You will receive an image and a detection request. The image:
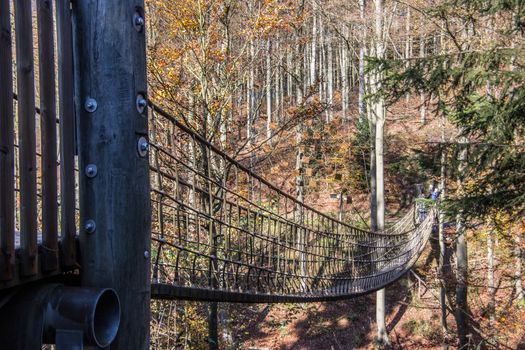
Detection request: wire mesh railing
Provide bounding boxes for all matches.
[148,102,436,303]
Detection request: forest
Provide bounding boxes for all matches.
[1,0,524,349]
[145,0,525,349]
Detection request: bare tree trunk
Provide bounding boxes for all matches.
[287,49,292,100]
[375,106,389,347]
[487,228,495,325]
[334,42,340,91]
[369,120,377,234]
[219,308,232,348]
[246,78,251,142]
[188,93,196,208]
[208,302,218,350]
[371,0,389,347]
[350,40,356,88]
[509,3,525,307]
[455,137,469,349]
[341,39,349,121]
[295,11,306,291]
[515,229,525,302]
[310,13,317,88]
[318,18,327,121]
[438,27,449,347]
[266,38,272,141]
[419,23,426,124]
[338,192,345,222]
[358,0,367,122]
[439,115,449,349]
[404,6,411,104]
[302,43,307,94]
[327,39,334,121]
[247,40,255,147]
[275,41,282,125]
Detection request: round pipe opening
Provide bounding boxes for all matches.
[92,289,120,347]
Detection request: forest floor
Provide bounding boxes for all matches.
[234,265,447,349]
[229,240,525,350]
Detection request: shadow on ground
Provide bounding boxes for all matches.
[236,279,421,350]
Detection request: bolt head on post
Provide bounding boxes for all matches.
[84,220,96,234]
[84,98,98,113]
[133,13,145,32]
[136,94,147,114]
[85,164,98,178]
[137,137,149,157]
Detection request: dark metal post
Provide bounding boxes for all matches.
[73,1,151,349]
[37,0,59,273]
[15,0,38,278]
[0,0,15,281]
[56,0,78,270]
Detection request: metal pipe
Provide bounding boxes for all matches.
[0,284,120,349]
[43,286,121,348]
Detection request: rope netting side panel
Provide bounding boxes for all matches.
[148,103,436,303]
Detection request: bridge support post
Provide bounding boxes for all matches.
[73,1,151,349]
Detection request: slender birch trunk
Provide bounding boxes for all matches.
[405,6,411,104]
[248,40,255,147]
[419,23,426,124]
[334,42,340,91]
[358,0,367,122]
[327,39,334,121]
[287,49,293,100]
[372,0,389,346]
[341,39,349,121]
[275,41,281,125]
[310,14,317,88]
[266,38,272,141]
[318,18,326,119]
[439,115,449,349]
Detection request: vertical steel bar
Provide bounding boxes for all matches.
[0,0,15,280]
[14,0,38,277]
[37,0,59,273]
[56,0,77,269]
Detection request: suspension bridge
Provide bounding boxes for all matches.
[148,103,435,303]
[0,0,435,348]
